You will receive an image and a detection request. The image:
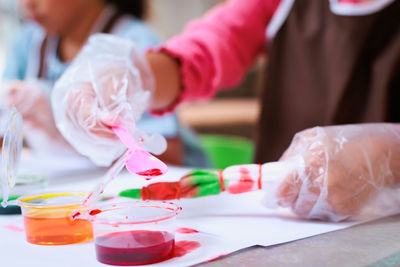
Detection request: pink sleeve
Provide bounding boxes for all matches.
[155,0,280,113]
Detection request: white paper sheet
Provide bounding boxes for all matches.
[0,162,361,267]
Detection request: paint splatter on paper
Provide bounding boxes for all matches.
[176,227,199,234]
[4,225,24,232]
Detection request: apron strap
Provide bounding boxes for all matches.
[37,36,48,79]
[101,11,123,34]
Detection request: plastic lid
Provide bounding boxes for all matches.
[1,108,23,207]
[92,201,180,225]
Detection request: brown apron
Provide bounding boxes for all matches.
[255,0,400,163]
[38,11,123,79]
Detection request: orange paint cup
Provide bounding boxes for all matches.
[17,192,93,245]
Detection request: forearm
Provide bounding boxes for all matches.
[147,0,278,113]
[157,136,184,166]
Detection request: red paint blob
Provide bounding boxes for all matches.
[227,167,255,194]
[136,168,163,177]
[89,209,102,216]
[141,182,180,200]
[141,181,198,200]
[176,227,199,234]
[95,230,174,266]
[173,240,201,257]
[71,212,81,219]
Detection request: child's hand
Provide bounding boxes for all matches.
[51,34,155,166]
[6,80,61,140]
[271,124,400,221]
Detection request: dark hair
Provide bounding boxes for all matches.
[105,0,146,19]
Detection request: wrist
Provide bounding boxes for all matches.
[146,52,181,111]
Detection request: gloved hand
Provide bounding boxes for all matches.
[263,123,400,222]
[52,34,165,166]
[3,80,70,153]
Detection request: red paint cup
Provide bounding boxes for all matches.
[89,201,181,266]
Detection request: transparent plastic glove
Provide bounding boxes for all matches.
[2,80,71,154]
[52,34,165,166]
[262,123,400,222]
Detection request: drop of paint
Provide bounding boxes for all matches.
[136,168,163,177]
[89,209,102,216]
[71,212,81,219]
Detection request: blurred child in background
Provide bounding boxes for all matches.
[2,0,208,167]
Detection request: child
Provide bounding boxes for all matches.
[3,0,208,167]
[58,0,400,221]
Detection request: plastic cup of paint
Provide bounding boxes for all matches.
[89,201,181,266]
[17,192,93,245]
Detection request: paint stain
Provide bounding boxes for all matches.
[176,227,199,234]
[136,168,163,177]
[173,240,201,257]
[227,167,255,194]
[140,181,198,200]
[89,209,102,216]
[4,224,24,232]
[141,182,180,200]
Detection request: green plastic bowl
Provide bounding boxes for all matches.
[199,135,254,169]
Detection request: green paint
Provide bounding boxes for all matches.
[0,195,20,202]
[119,188,141,199]
[188,169,221,197]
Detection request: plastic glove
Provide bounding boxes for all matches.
[2,80,71,154]
[263,123,400,222]
[52,34,165,166]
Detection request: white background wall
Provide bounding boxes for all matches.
[148,0,222,40]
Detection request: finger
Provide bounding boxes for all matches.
[290,151,325,218]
